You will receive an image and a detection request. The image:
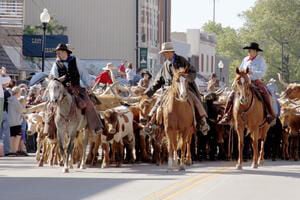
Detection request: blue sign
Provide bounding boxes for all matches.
[22,35,68,57]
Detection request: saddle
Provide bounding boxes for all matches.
[250,83,271,121]
[251,85,264,102]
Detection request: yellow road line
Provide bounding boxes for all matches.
[144,165,231,200]
[162,167,229,200]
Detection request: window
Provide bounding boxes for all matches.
[0,0,23,27]
[206,55,209,72]
[211,56,214,73]
[201,54,204,72]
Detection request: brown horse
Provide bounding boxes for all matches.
[163,67,195,171]
[233,68,271,169]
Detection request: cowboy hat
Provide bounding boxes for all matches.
[102,62,113,71]
[159,42,175,54]
[141,70,152,79]
[243,42,263,52]
[54,43,72,54]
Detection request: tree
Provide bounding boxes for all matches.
[202,21,244,82]
[240,0,300,83]
[24,17,67,35]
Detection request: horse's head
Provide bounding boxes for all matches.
[233,68,252,105]
[172,67,189,101]
[47,76,66,103]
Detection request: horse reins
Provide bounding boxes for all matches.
[239,87,254,123]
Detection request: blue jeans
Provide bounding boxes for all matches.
[128,80,134,86]
[0,111,11,154]
[21,119,27,142]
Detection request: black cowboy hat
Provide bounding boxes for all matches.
[243,42,263,52]
[141,70,152,79]
[54,43,72,54]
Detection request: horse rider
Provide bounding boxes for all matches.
[92,62,115,91]
[267,78,280,119]
[219,42,275,125]
[138,70,152,89]
[144,42,209,133]
[45,43,103,135]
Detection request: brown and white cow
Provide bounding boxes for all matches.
[138,95,168,165]
[26,113,47,162]
[26,111,63,167]
[101,106,135,167]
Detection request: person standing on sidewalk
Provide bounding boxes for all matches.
[0,67,11,157]
[126,63,135,86]
[7,86,26,156]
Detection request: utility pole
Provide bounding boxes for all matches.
[136,0,139,70]
[213,0,216,23]
[281,40,289,83]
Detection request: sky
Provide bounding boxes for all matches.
[171,0,257,31]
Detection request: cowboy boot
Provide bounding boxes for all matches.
[218,91,235,125]
[261,90,276,124]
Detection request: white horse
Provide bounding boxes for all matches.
[47,78,89,173]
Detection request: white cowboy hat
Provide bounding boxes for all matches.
[269,78,276,83]
[103,62,113,71]
[159,42,175,54]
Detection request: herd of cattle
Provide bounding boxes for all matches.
[25,79,300,172]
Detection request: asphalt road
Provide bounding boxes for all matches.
[0,156,299,200]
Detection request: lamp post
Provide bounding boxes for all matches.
[40,8,50,72]
[218,60,224,84]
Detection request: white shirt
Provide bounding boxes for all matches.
[239,55,267,80]
[126,68,135,81]
[0,76,11,98]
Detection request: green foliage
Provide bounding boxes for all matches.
[202,0,300,83]
[24,17,67,35]
[202,21,244,82]
[240,0,300,83]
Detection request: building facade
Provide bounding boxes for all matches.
[24,0,171,76]
[0,0,33,80]
[172,30,217,79]
[139,0,159,75]
[186,29,217,78]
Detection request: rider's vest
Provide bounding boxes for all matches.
[56,56,80,87]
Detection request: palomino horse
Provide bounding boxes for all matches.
[233,68,271,169]
[163,67,195,171]
[46,78,89,173]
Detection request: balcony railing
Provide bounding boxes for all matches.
[0,1,23,27]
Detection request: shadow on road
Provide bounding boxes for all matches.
[0,176,175,200]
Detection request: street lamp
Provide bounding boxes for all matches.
[218,60,224,83]
[40,8,50,72]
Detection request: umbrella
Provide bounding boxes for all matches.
[29,72,48,86]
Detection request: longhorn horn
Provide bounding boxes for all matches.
[289,99,300,106]
[277,73,288,88]
[215,88,225,96]
[101,81,121,97]
[121,96,142,104]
